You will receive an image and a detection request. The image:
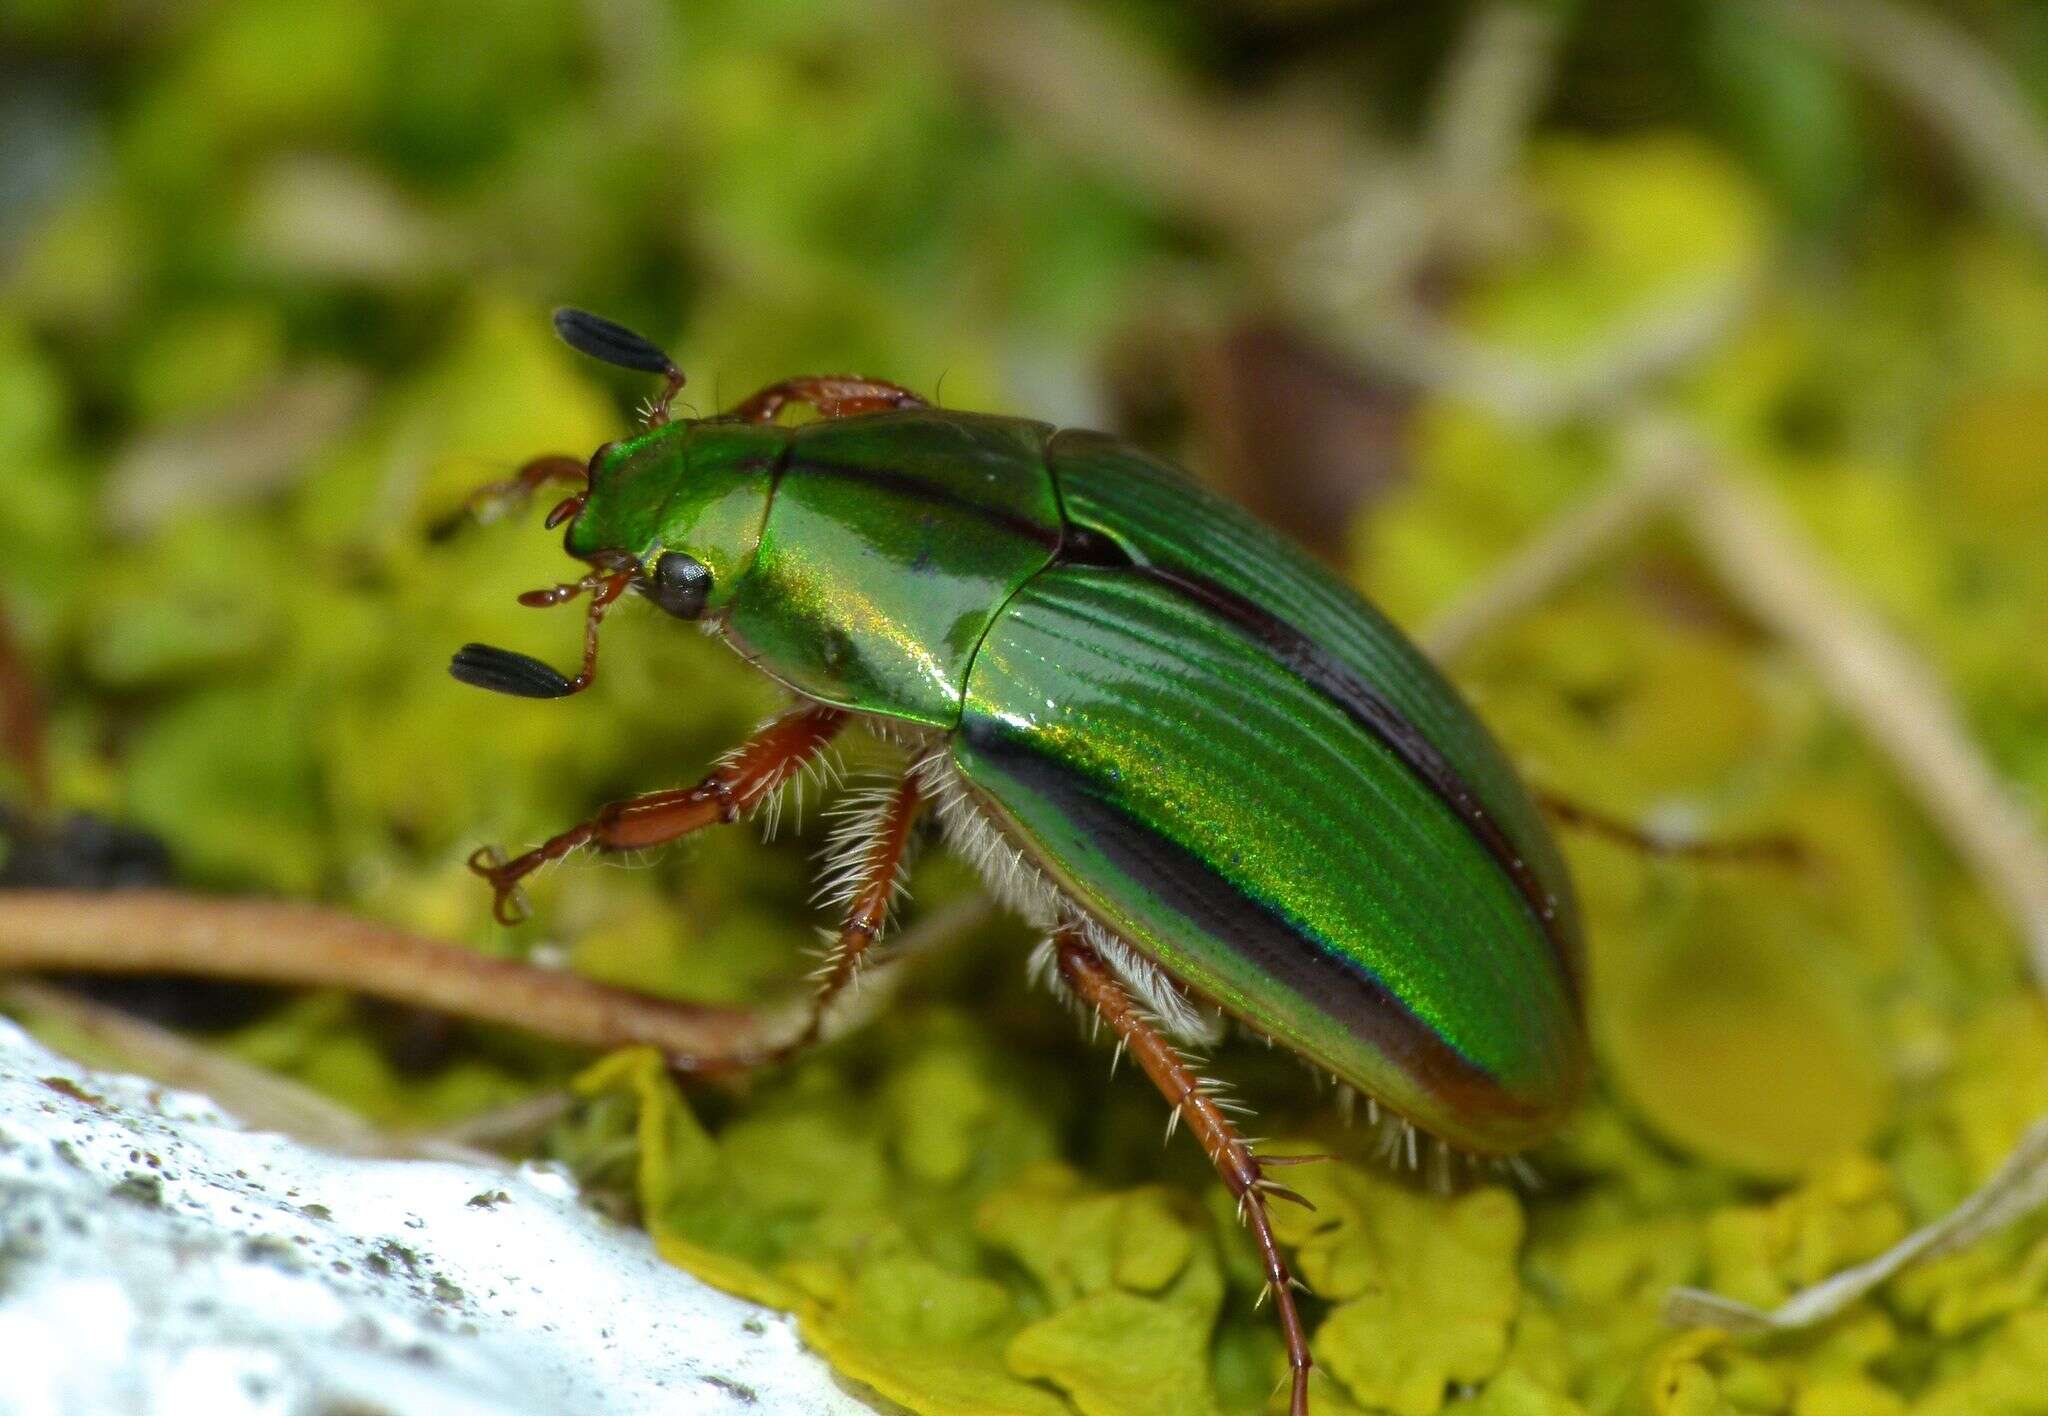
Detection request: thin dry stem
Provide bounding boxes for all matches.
[1679,466,2048,983]
[422,1089,577,1153]
[1309,273,1755,427]
[1427,411,2048,982]
[1426,0,1562,256]
[1423,415,1702,659]
[1786,0,2048,249]
[1406,390,2048,991]
[0,890,796,1060]
[934,0,1363,244]
[1667,1113,2048,1332]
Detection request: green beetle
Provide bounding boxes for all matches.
[451,309,1587,1415]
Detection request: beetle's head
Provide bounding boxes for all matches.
[559,423,778,620]
[448,310,776,702]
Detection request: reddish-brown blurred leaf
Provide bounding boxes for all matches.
[0,599,48,814]
[1189,322,1416,566]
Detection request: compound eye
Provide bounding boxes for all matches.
[645,551,712,620]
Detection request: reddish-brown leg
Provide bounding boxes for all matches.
[644,367,688,427]
[792,771,926,1052]
[471,705,847,924]
[728,376,928,424]
[0,600,49,815]
[1052,928,1313,1416]
[1537,790,1806,868]
[448,453,588,532]
[561,571,630,694]
[666,768,928,1076]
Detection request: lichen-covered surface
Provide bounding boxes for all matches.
[0,1016,871,1415]
[7,4,2048,1414]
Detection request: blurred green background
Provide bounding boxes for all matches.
[6,2,2048,1413]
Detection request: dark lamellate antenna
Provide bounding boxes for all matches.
[445,311,686,696]
[449,644,577,699]
[433,308,686,539]
[552,308,686,425]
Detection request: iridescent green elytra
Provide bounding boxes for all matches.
[444,309,1591,1415]
[554,398,1586,1156]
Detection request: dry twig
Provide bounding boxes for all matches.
[1423,414,1703,659]
[1427,0,1563,255]
[1679,466,2048,983]
[1785,0,2048,249]
[1426,411,2048,983]
[934,0,1362,244]
[0,890,798,1062]
[1667,1114,2048,1332]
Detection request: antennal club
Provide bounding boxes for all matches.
[449,644,577,699]
[553,307,686,426]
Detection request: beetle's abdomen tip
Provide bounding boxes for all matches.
[1412,1026,1590,1159]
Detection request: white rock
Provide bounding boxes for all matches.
[0,1017,874,1416]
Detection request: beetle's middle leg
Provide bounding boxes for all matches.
[469,704,848,924]
[666,768,929,1076]
[787,769,926,1054]
[1051,926,1315,1416]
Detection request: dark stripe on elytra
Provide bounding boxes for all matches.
[1115,562,1570,974]
[961,718,1508,1090]
[787,441,1563,972]
[784,457,1062,550]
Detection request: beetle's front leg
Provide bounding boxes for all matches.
[470,704,847,924]
[1051,926,1315,1416]
[728,376,928,424]
[432,453,590,540]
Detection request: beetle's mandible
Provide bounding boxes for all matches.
[449,308,1590,1416]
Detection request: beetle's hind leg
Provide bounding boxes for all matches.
[468,704,847,924]
[1050,926,1315,1416]
[1536,789,1806,868]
